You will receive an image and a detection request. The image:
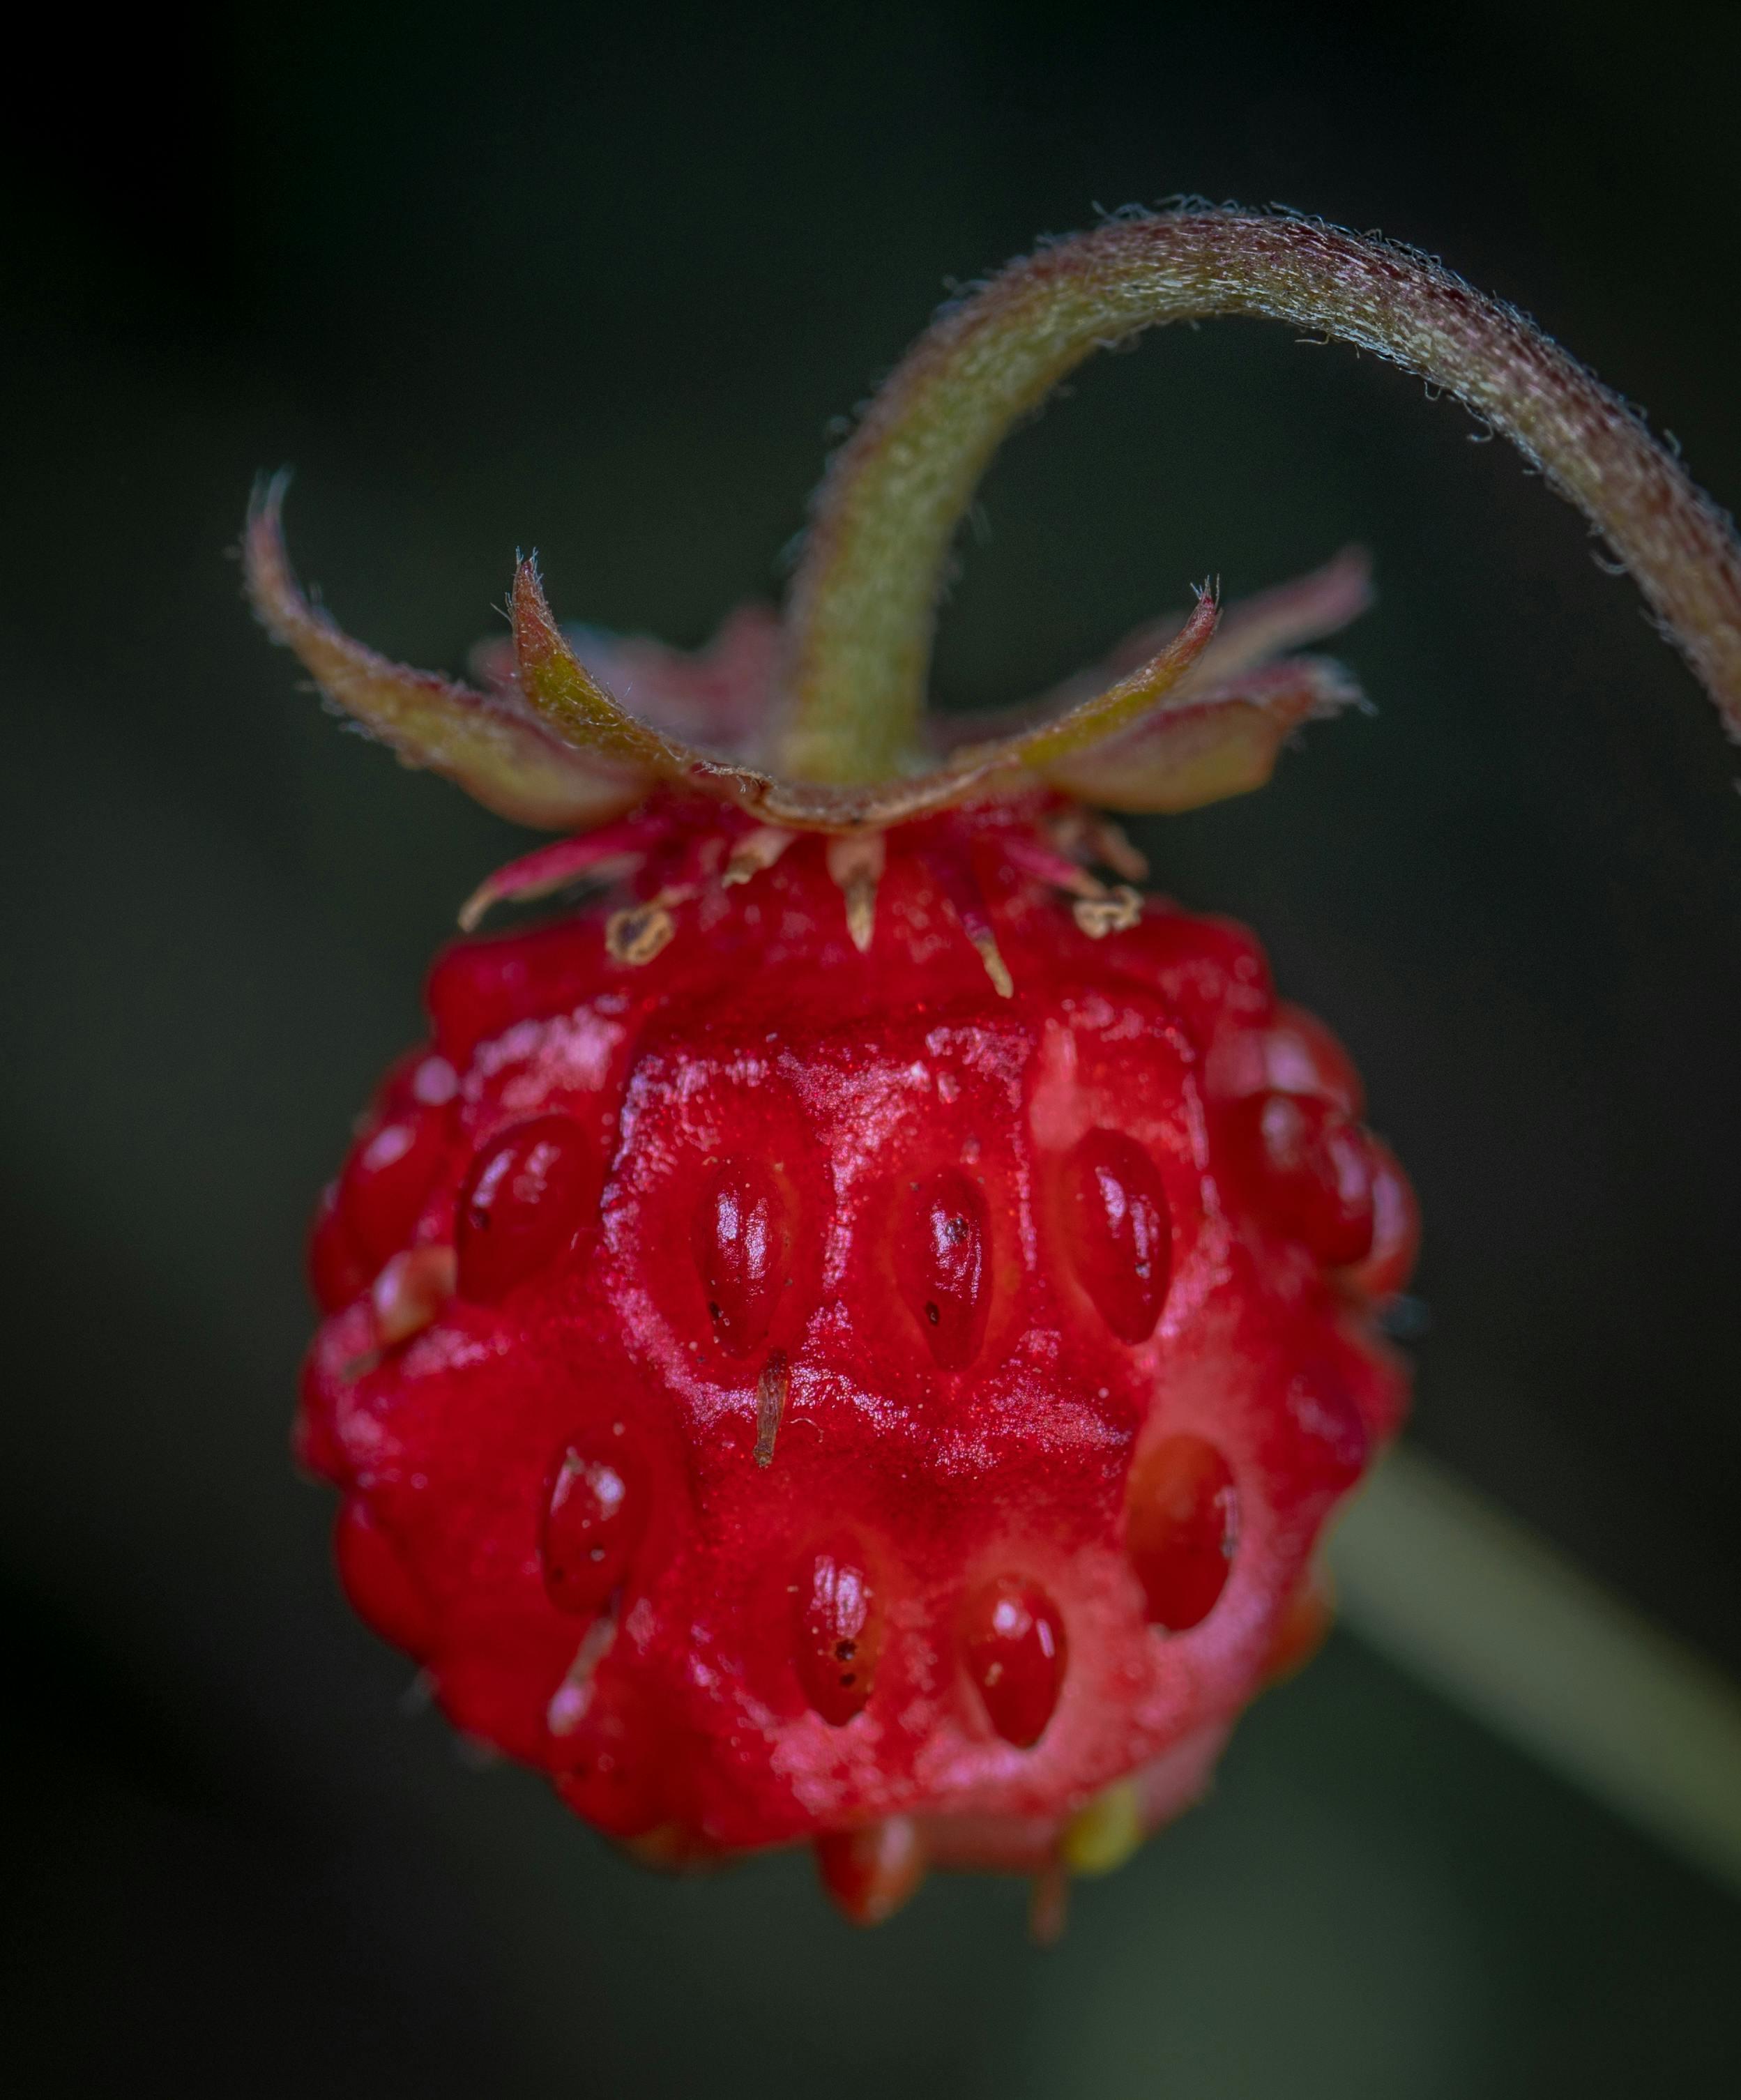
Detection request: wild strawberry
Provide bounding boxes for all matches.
[252,207,1741,1924]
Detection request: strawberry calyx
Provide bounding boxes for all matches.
[251,209,1741,858]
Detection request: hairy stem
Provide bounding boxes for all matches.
[779,208,1741,783]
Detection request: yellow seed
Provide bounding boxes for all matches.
[1060,1778,1144,1876]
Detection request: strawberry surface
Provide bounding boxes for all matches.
[300,800,1415,1915]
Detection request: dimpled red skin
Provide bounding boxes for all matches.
[300,796,1415,1882]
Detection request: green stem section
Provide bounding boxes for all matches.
[1334,1445,1741,1898]
[780,208,1741,784]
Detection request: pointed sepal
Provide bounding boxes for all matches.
[1035,551,1369,811]
[915,554,1367,816]
[244,479,646,830]
[971,586,1221,772]
[510,558,699,779]
[1044,653,1360,812]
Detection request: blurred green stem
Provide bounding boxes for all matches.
[1334,1445,1741,1894]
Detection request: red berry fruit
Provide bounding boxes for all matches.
[252,206,1741,1924]
[291,805,1411,1898]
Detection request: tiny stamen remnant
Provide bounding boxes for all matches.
[722,826,794,887]
[1072,885,1143,938]
[1003,830,1105,899]
[971,932,1015,1000]
[920,846,1015,997]
[1081,814,1148,884]
[826,831,887,952]
[607,895,683,965]
[754,1350,790,1468]
[457,811,669,930]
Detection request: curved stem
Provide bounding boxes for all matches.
[779,208,1741,784]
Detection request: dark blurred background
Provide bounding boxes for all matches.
[3,1,1739,2092]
